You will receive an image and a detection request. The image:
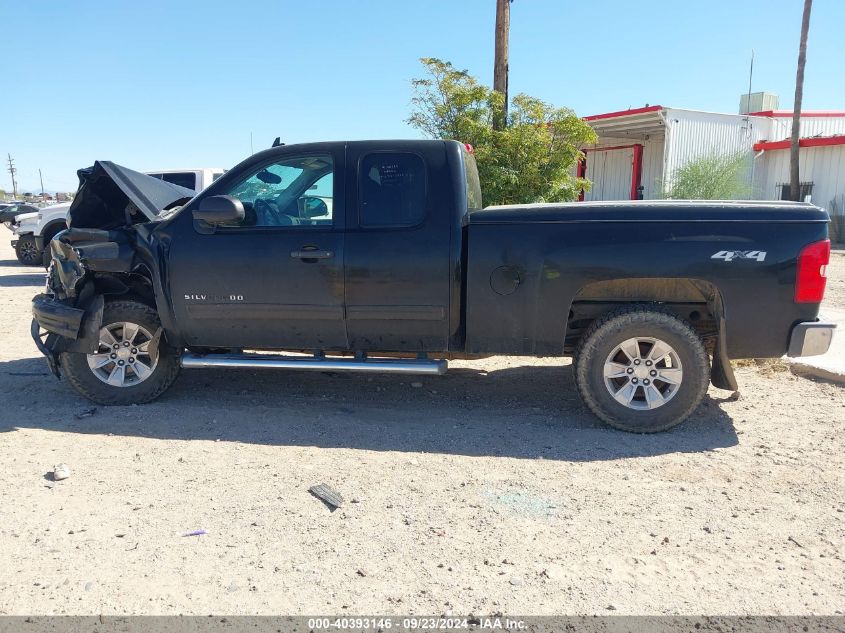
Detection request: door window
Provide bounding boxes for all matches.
[216,154,334,228]
[359,152,426,227]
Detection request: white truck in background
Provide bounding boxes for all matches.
[9,168,225,265]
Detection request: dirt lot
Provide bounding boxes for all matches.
[0,238,843,616]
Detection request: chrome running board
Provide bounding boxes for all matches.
[180,352,447,375]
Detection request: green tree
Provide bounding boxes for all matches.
[408,58,596,206]
[663,152,753,200]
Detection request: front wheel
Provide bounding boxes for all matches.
[60,300,181,405]
[574,306,710,433]
[15,235,42,265]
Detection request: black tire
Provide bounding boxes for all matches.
[60,300,181,405]
[574,305,710,433]
[15,234,42,265]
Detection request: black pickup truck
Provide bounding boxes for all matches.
[31,140,835,432]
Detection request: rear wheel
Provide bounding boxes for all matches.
[60,300,181,405]
[15,234,41,265]
[574,306,710,433]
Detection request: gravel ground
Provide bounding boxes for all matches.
[0,238,843,616]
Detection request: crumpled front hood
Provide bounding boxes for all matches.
[68,161,195,230]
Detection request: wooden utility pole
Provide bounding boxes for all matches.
[789,0,813,201]
[493,0,510,129]
[6,154,18,199]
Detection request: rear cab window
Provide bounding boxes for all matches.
[359,152,427,227]
[462,146,482,211]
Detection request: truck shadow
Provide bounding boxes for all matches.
[0,356,739,461]
[0,273,45,287]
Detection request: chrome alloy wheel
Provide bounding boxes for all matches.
[86,322,158,387]
[603,337,683,410]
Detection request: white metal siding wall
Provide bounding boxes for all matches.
[584,147,634,201]
[641,136,664,199]
[754,145,845,209]
[662,109,771,194]
[583,108,844,204]
[764,116,845,142]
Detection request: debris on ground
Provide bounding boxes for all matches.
[74,408,97,420]
[52,464,71,481]
[183,529,207,537]
[309,483,344,510]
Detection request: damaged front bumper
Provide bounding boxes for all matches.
[30,318,60,377]
[31,293,104,377]
[31,225,138,376]
[32,293,87,339]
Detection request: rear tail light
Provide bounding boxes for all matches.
[795,239,830,303]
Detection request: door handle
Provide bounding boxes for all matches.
[291,249,333,260]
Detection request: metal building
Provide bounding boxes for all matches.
[580,103,845,212]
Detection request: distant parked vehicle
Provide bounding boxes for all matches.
[0,203,39,224]
[10,204,71,264]
[145,168,226,191]
[9,168,225,265]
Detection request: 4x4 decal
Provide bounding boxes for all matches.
[711,250,767,262]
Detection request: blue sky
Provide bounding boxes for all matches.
[2,0,843,193]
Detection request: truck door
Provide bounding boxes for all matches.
[167,148,348,350]
[343,143,452,352]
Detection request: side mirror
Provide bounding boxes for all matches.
[193,195,245,225]
[298,196,329,218]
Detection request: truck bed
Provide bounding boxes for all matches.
[465,199,829,358]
